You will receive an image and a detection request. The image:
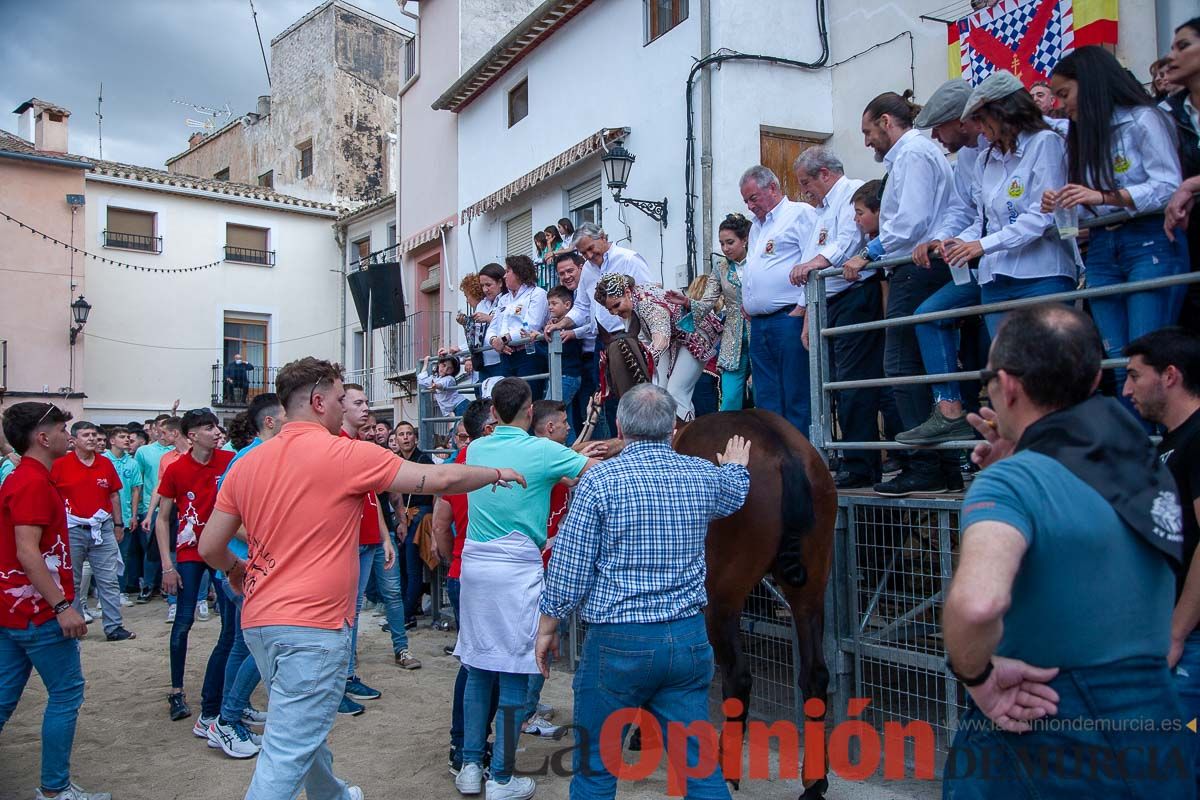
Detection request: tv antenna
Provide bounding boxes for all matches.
[172,98,232,132]
[96,82,103,159]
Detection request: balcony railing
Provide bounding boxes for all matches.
[211,362,281,407]
[104,230,162,253]
[225,245,276,266]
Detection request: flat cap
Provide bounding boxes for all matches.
[961,70,1025,119]
[914,80,973,128]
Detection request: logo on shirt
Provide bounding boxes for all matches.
[1113,152,1131,174]
[763,239,775,255]
[817,228,829,246]
[1151,490,1184,543]
[1006,177,1024,198]
[96,478,111,489]
[186,491,196,501]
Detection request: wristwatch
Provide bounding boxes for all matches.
[53,599,72,615]
[947,657,993,687]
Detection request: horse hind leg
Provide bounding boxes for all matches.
[785,595,831,800]
[708,602,752,790]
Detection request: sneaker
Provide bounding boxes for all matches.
[895,409,975,446]
[207,718,261,758]
[449,746,463,776]
[455,763,484,796]
[168,692,191,721]
[404,618,417,630]
[248,728,263,746]
[834,471,874,489]
[35,783,112,800]
[379,622,390,632]
[240,706,268,727]
[197,601,210,621]
[348,788,364,800]
[395,649,422,670]
[444,643,457,656]
[873,471,947,497]
[522,714,563,738]
[105,626,136,641]
[81,606,94,625]
[345,676,381,700]
[192,713,218,739]
[881,457,905,476]
[136,589,152,604]
[485,776,535,800]
[165,604,177,624]
[119,593,134,608]
[338,695,365,716]
[535,703,554,719]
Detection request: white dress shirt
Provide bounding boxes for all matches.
[565,262,624,353]
[879,129,954,258]
[743,197,818,316]
[485,283,549,343]
[1085,106,1182,217]
[475,295,503,366]
[810,175,870,297]
[960,129,1076,285]
[601,244,654,286]
[933,135,987,242]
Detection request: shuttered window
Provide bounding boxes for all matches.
[505,210,533,259]
[107,208,154,237]
[567,175,602,210]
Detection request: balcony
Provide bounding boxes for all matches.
[211,362,281,407]
[104,230,162,254]
[225,245,276,266]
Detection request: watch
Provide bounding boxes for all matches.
[947,657,994,687]
[53,599,72,615]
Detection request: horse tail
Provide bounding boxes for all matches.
[776,449,816,587]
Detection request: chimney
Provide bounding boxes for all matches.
[12,100,71,152]
[257,95,271,117]
[188,132,208,149]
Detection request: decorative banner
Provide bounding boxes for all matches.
[948,0,1118,86]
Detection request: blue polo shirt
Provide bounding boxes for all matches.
[465,425,588,548]
[961,451,1174,670]
[218,437,262,562]
[103,449,143,524]
[133,441,173,515]
[0,457,14,487]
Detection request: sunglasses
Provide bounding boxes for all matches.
[979,367,1022,384]
[36,403,56,426]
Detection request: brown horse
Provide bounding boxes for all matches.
[674,409,838,799]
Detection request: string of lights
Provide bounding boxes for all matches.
[1,209,224,274]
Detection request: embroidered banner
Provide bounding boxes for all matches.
[947,0,1118,86]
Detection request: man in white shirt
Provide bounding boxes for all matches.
[843,92,957,496]
[573,222,655,287]
[544,250,615,434]
[739,165,818,437]
[789,147,884,488]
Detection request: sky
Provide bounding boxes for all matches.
[0,0,411,169]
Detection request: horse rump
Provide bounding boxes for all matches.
[776,448,816,587]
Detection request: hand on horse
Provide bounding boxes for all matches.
[968,656,1060,734]
[575,440,609,459]
[966,407,1013,469]
[717,435,751,468]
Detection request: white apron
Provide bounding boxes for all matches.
[453,532,543,674]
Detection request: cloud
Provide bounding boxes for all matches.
[0,0,410,168]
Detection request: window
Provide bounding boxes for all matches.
[760,129,823,203]
[225,223,275,266]
[104,207,161,253]
[568,175,603,229]
[387,223,397,248]
[297,139,313,179]
[507,80,528,128]
[214,167,230,181]
[258,170,274,189]
[352,330,365,372]
[404,38,416,82]
[505,210,533,258]
[354,236,371,265]
[645,0,688,43]
[223,314,269,402]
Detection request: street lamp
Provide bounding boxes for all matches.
[601,140,668,228]
[69,295,91,345]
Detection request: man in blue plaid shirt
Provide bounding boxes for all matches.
[536,383,751,799]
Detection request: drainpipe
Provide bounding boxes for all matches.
[336,224,347,365]
[699,0,714,280]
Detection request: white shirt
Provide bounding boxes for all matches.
[1085,106,1182,216]
[879,129,954,258]
[600,244,654,286]
[485,284,549,343]
[743,197,818,316]
[963,129,1077,285]
[933,135,986,242]
[475,295,503,366]
[565,262,623,354]
[418,369,465,417]
[809,175,870,297]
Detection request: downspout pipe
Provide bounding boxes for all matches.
[700,0,713,277]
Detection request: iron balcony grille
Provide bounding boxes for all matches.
[225,245,276,266]
[104,230,162,254]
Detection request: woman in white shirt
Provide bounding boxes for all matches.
[486,255,550,398]
[463,262,507,380]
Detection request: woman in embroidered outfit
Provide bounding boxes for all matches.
[667,212,751,410]
[486,255,550,398]
[595,273,709,421]
[1043,45,1188,403]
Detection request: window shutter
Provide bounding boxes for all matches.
[505,210,533,258]
[568,175,602,210]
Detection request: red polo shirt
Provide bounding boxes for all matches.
[158,449,235,563]
[0,458,74,628]
[339,430,383,546]
[446,448,470,580]
[50,450,122,518]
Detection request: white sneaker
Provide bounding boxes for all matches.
[522,714,562,738]
[485,776,535,800]
[348,788,363,800]
[81,606,95,624]
[35,783,112,800]
[165,604,177,624]
[119,593,134,608]
[197,601,210,621]
[240,705,268,727]
[206,718,261,758]
[535,703,554,720]
[455,763,484,796]
[192,713,217,739]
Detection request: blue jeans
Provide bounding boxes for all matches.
[0,619,85,793]
[220,581,261,725]
[169,561,214,689]
[400,512,428,624]
[748,309,810,437]
[67,519,124,635]
[349,539,409,677]
[571,613,729,799]
[979,274,1077,338]
[1175,630,1200,797]
[449,578,498,756]
[200,580,236,717]
[914,278,982,404]
[464,668,527,783]
[943,656,1193,798]
[244,624,354,800]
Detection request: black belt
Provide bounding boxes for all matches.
[749,304,798,320]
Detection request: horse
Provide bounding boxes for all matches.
[674,409,838,800]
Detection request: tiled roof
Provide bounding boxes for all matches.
[337,191,396,223]
[12,98,71,117]
[0,129,93,166]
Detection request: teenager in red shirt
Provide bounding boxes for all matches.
[0,402,109,800]
[50,420,134,642]
[155,409,235,722]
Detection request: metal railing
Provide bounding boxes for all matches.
[343,365,396,407]
[211,362,281,407]
[225,245,276,266]
[104,229,162,253]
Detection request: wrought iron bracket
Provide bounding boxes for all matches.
[613,193,668,228]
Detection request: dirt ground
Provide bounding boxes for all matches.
[0,602,938,800]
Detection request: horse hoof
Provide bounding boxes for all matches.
[798,777,829,799]
[726,778,740,791]
[628,728,642,752]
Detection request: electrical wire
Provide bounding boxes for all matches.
[83,325,342,352]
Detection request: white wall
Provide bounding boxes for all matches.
[81,180,341,422]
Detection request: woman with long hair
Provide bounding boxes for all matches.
[463,263,508,380]
[1163,17,1200,333]
[1043,46,1188,391]
[667,212,752,410]
[486,255,550,397]
[557,217,576,250]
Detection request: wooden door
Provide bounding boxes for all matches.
[760,130,823,204]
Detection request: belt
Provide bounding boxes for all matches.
[748,304,798,320]
[1101,210,1163,232]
